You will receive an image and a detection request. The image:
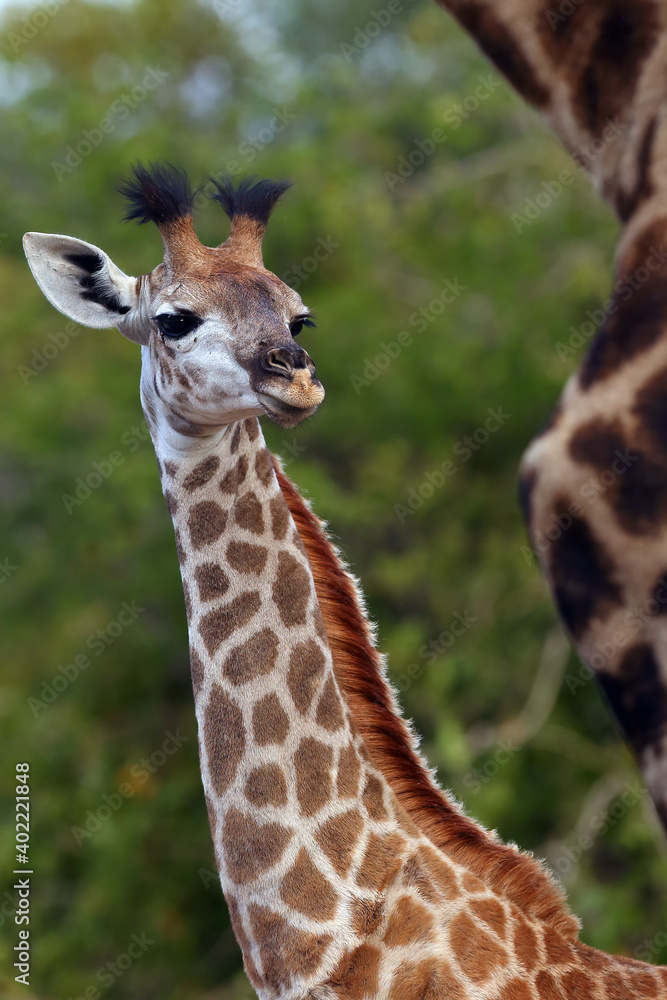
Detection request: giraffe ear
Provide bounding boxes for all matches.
[22,232,147,345]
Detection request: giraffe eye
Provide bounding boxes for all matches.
[290,316,316,337]
[155,313,201,338]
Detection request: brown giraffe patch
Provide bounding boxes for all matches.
[570,418,667,536]
[362,771,388,821]
[182,580,193,618]
[351,897,385,936]
[329,943,381,999]
[316,676,345,731]
[634,368,667,461]
[273,551,311,626]
[470,897,507,940]
[356,830,406,893]
[254,448,274,486]
[461,872,485,893]
[245,764,288,808]
[580,220,667,388]
[223,627,279,686]
[598,643,667,755]
[451,1,550,107]
[203,685,245,794]
[337,742,362,798]
[220,454,248,493]
[314,808,364,877]
[222,807,292,885]
[269,495,290,539]
[383,893,435,948]
[249,903,332,992]
[543,925,576,965]
[414,843,460,900]
[512,910,540,971]
[190,648,204,693]
[226,540,268,575]
[234,490,265,534]
[280,847,338,921]
[204,792,217,841]
[199,591,261,655]
[449,910,508,983]
[245,417,259,441]
[616,115,658,222]
[227,894,262,990]
[229,424,241,453]
[252,692,289,745]
[387,957,449,1000]
[194,562,230,601]
[294,737,333,816]
[560,969,597,1000]
[535,969,560,1000]
[576,2,658,135]
[183,455,220,492]
[287,639,326,713]
[174,528,186,565]
[547,502,622,641]
[188,500,228,549]
[163,460,177,478]
[164,489,178,516]
[498,978,533,1000]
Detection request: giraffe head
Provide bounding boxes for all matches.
[23,162,324,435]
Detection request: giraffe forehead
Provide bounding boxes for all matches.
[148,263,302,320]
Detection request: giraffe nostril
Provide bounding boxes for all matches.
[264,348,293,374]
[262,344,314,378]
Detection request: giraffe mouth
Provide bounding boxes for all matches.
[256,391,322,428]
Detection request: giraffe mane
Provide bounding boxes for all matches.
[274,457,581,940]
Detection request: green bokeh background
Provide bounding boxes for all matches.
[1,0,666,996]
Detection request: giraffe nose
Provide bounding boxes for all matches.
[262,344,316,379]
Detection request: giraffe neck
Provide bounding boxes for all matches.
[150,415,418,997]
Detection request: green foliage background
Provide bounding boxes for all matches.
[1,0,666,996]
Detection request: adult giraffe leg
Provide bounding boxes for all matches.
[434,0,667,830]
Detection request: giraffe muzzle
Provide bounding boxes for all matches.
[254,344,325,428]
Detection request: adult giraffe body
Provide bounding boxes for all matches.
[436,0,667,831]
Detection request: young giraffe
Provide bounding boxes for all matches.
[433,0,667,831]
[23,162,667,997]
